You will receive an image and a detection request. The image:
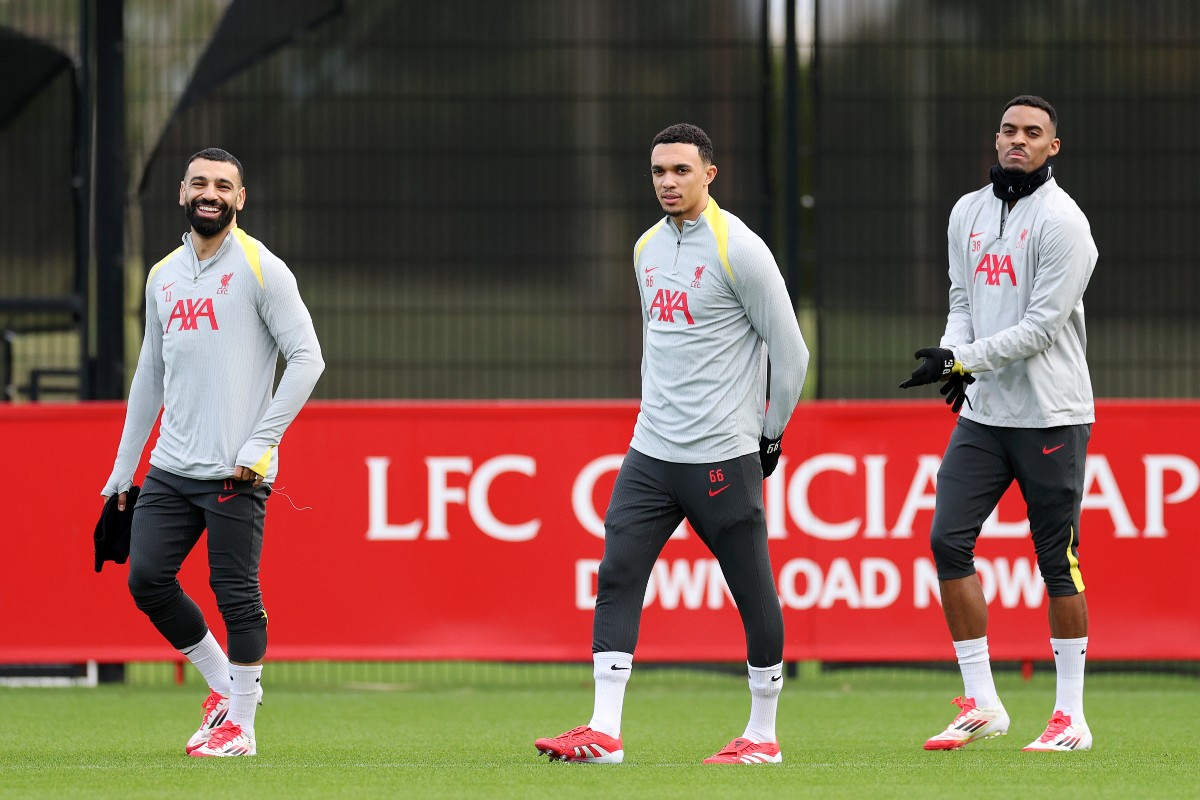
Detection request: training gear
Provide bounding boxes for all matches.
[180,630,231,696]
[1050,636,1089,721]
[186,689,231,754]
[942,176,1097,428]
[703,738,782,764]
[102,226,323,495]
[535,726,624,764]
[1022,711,1092,751]
[923,696,1010,750]
[190,720,256,757]
[940,372,976,412]
[594,449,782,666]
[952,636,999,710]
[742,662,784,744]
[930,419,1089,596]
[587,652,632,742]
[631,197,808,463]
[899,347,958,388]
[185,684,262,754]
[759,434,782,478]
[94,485,140,572]
[128,468,270,659]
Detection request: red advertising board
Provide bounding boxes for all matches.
[1,400,1196,663]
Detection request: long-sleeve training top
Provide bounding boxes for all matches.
[103,227,324,493]
[942,176,1098,428]
[630,197,809,463]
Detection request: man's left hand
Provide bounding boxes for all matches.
[233,465,264,487]
[899,347,959,389]
[760,434,783,478]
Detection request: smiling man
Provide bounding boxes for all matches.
[102,148,324,758]
[535,123,809,765]
[898,96,1099,753]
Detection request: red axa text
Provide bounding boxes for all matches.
[974,253,1017,286]
[649,288,695,324]
[166,298,219,332]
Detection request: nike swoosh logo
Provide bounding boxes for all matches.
[217,493,238,502]
[708,486,731,497]
[610,664,631,671]
[162,281,177,289]
[770,675,782,682]
[644,266,657,273]
[1043,444,1065,454]
[969,231,985,238]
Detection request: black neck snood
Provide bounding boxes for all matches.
[990,162,1052,201]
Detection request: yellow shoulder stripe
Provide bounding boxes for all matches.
[231,227,265,287]
[146,246,183,286]
[702,197,733,282]
[634,221,665,265]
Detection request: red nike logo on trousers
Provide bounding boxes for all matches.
[708,485,730,497]
[1043,444,1065,454]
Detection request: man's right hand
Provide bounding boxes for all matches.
[117,492,127,512]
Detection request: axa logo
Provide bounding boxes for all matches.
[166,298,219,332]
[217,272,234,294]
[690,264,706,288]
[974,253,1017,286]
[649,288,694,324]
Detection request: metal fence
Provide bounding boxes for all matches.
[2,0,1197,402]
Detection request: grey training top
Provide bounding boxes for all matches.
[942,176,1098,428]
[103,227,324,493]
[630,197,809,463]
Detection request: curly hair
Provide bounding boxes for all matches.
[651,123,714,164]
[186,148,244,185]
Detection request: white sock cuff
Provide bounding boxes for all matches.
[229,662,263,685]
[1050,636,1089,649]
[593,651,633,681]
[747,661,784,695]
[952,636,989,662]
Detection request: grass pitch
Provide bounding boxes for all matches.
[1,662,1195,799]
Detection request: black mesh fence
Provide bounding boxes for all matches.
[2,0,1198,400]
[814,0,1200,398]
[138,0,772,399]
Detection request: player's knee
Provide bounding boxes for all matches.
[929,525,975,577]
[225,609,268,663]
[595,556,635,596]
[227,626,267,664]
[127,564,176,612]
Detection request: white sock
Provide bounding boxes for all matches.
[587,651,632,738]
[227,663,263,735]
[742,662,784,743]
[953,636,1000,709]
[180,631,230,695]
[1050,636,1088,722]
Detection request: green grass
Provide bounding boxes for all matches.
[2,663,1196,799]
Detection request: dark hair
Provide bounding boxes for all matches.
[651,123,714,164]
[1003,95,1057,131]
[186,147,244,184]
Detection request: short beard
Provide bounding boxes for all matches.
[186,201,236,237]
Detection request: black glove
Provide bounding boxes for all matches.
[939,372,976,413]
[899,347,957,389]
[760,434,783,478]
[94,485,140,573]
